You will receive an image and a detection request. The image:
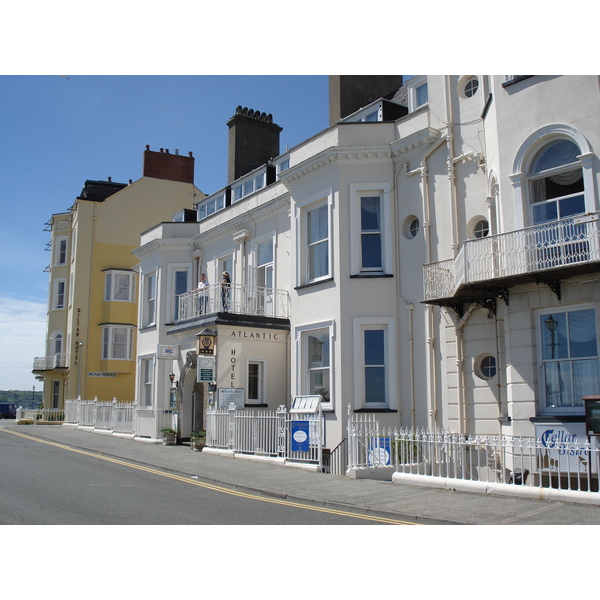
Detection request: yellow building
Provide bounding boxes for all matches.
[34,147,204,407]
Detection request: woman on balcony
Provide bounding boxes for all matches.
[221,271,231,311]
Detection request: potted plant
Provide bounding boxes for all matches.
[190,428,206,451]
[160,427,177,446]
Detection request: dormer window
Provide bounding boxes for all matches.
[407,76,428,112]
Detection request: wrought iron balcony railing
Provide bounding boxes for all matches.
[32,353,68,372]
[424,212,600,302]
[178,283,290,323]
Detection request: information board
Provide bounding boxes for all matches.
[218,388,245,409]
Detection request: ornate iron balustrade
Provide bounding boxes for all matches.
[424,213,600,301]
[178,283,290,323]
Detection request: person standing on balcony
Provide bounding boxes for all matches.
[221,271,231,311]
[197,273,209,314]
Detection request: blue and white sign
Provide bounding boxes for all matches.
[158,345,180,359]
[368,437,391,466]
[535,423,600,474]
[291,421,310,452]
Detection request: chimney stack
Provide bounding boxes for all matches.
[143,145,195,183]
[227,106,282,184]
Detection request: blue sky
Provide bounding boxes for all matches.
[0,75,329,390]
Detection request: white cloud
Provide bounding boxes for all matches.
[0,295,47,391]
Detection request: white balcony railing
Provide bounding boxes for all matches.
[178,283,290,323]
[32,353,68,371]
[424,213,600,300]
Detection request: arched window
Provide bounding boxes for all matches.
[510,125,595,230]
[529,139,584,226]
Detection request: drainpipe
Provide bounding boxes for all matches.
[444,75,460,256]
[406,134,447,430]
[455,304,475,437]
[405,303,416,429]
[494,309,506,438]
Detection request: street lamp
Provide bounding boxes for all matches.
[545,315,558,359]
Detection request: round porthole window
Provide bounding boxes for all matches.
[476,355,497,380]
[473,219,490,238]
[464,77,479,98]
[404,216,420,239]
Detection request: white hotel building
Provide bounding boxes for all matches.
[133,75,600,455]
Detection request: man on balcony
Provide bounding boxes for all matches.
[197,273,209,314]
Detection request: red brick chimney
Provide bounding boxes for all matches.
[143,145,195,183]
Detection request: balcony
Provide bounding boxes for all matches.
[424,213,600,311]
[177,283,290,324]
[33,353,68,373]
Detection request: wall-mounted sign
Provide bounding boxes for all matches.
[197,356,216,383]
[88,372,117,377]
[218,388,245,409]
[198,334,215,355]
[535,423,600,474]
[158,345,180,359]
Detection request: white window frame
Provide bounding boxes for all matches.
[139,355,155,407]
[54,236,68,266]
[246,359,266,406]
[406,76,428,112]
[52,380,60,409]
[295,189,334,287]
[142,271,158,328]
[53,278,66,310]
[101,325,134,361]
[352,317,396,410]
[295,321,335,410]
[349,183,392,275]
[167,264,192,323]
[251,234,275,288]
[104,270,136,303]
[510,125,595,230]
[536,304,600,415]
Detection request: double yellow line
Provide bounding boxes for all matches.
[2,428,419,525]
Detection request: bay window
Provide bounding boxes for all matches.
[102,325,134,361]
[104,270,135,302]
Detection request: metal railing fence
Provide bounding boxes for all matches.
[348,409,600,493]
[424,212,600,300]
[16,408,65,423]
[63,398,135,435]
[178,283,290,323]
[206,404,323,467]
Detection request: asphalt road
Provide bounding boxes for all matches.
[0,426,410,525]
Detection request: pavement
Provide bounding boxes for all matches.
[3,420,600,525]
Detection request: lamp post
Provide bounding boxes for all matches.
[169,370,179,440]
[545,315,558,359]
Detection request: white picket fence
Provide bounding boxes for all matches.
[62,398,176,439]
[205,404,323,468]
[348,409,600,497]
[16,407,65,423]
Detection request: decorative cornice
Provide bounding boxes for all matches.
[390,127,442,159]
[280,145,393,186]
[133,237,195,258]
